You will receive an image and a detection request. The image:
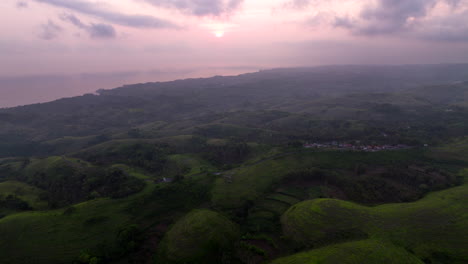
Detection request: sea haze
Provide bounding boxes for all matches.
[0,66,257,108]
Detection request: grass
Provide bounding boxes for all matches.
[266,193,301,205]
[211,150,426,209]
[70,138,160,158]
[194,123,273,139]
[256,200,291,216]
[167,154,216,176]
[43,135,97,154]
[0,158,28,177]
[244,190,302,234]
[0,145,463,264]
[0,197,133,264]
[280,169,468,263]
[429,136,468,163]
[0,169,157,264]
[158,209,240,263]
[111,164,153,180]
[276,187,308,200]
[0,180,47,210]
[0,151,222,263]
[211,155,300,209]
[23,156,84,178]
[271,239,424,264]
[281,199,371,248]
[207,138,228,146]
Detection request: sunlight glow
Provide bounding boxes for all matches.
[214,31,225,38]
[201,22,238,38]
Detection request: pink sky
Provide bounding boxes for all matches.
[2,0,468,107]
[1,0,468,78]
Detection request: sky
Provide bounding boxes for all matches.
[1,0,468,107]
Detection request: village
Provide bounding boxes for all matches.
[304,142,412,152]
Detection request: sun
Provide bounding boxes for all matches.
[214,30,225,38]
[202,21,237,38]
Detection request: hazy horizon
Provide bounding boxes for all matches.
[2,62,468,108]
[0,66,261,108]
[2,0,468,107]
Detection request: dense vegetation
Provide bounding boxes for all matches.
[0,65,467,264]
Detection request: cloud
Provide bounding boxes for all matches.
[87,24,116,38]
[34,0,180,29]
[139,0,244,16]
[283,0,468,42]
[333,16,354,29]
[16,1,28,8]
[416,10,468,42]
[60,13,86,27]
[61,14,116,39]
[326,0,468,41]
[304,12,332,27]
[283,0,314,9]
[357,0,439,35]
[38,20,62,40]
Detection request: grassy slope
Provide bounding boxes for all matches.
[212,155,303,209]
[23,156,84,178]
[0,145,464,264]
[0,180,47,210]
[158,209,240,263]
[0,167,157,264]
[42,135,98,155]
[0,198,132,264]
[271,239,424,264]
[279,169,468,263]
[429,137,468,163]
[167,154,216,176]
[0,147,221,264]
[211,150,424,209]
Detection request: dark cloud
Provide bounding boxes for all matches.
[140,0,244,16]
[16,1,28,8]
[39,20,62,40]
[333,16,353,29]
[329,0,468,42]
[358,0,438,35]
[87,24,116,38]
[332,0,438,35]
[34,0,180,29]
[61,13,86,28]
[61,13,116,39]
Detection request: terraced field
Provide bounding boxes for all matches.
[246,192,301,233]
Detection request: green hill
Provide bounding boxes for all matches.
[280,169,468,263]
[158,209,240,263]
[271,239,424,264]
[0,181,47,217]
[0,197,133,264]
